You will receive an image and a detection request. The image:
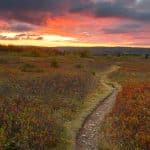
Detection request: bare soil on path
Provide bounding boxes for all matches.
[76,66,120,150]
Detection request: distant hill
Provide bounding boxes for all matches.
[0,45,149,55]
[57,47,150,55]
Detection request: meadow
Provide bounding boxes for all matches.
[0,46,149,150]
[0,46,114,149]
[98,56,150,150]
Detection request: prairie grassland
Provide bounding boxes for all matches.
[0,47,114,149]
[98,57,150,150]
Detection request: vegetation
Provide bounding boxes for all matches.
[75,64,84,69]
[0,46,113,149]
[145,54,149,59]
[109,57,150,83]
[50,58,59,68]
[20,63,43,72]
[98,83,150,150]
[98,56,150,150]
[0,96,65,150]
[0,45,149,149]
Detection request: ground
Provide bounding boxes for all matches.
[0,47,149,150]
[98,56,150,150]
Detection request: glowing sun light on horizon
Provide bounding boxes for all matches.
[42,35,77,42]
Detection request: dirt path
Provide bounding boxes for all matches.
[76,66,120,150]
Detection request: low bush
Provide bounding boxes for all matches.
[0,71,97,149]
[22,51,41,57]
[77,50,92,58]
[0,58,8,64]
[0,96,66,150]
[75,64,84,69]
[50,59,59,68]
[98,83,150,150]
[20,63,43,72]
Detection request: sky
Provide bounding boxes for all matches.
[0,0,150,47]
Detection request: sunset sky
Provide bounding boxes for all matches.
[0,0,149,47]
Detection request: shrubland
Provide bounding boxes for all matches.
[0,46,113,149]
[98,56,150,150]
[0,46,149,149]
[98,83,150,150]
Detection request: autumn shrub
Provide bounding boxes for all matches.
[29,51,41,57]
[22,50,41,57]
[50,58,59,68]
[145,54,149,59]
[0,96,67,150]
[20,63,43,72]
[0,72,96,101]
[77,50,92,58]
[109,58,150,83]
[91,71,96,76]
[99,83,150,150]
[75,64,84,69]
[0,58,8,64]
[0,47,109,149]
[0,70,98,149]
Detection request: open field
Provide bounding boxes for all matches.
[0,46,115,149]
[98,57,150,150]
[98,83,150,150]
[0,46,149,150]
[0,0,150,149]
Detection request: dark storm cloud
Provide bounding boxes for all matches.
[0,0,150,25]
[0,0,69,24]
[102,23,144,34]
[71,0,150,22]
[0,0,84,24]
[8,23,37,32]
[0,21,38,32]
[0,0,63,12]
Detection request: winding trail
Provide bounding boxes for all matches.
[76,66,121,150]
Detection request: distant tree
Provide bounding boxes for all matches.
[145,54,149,59]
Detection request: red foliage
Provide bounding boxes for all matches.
[112,83,150,149]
